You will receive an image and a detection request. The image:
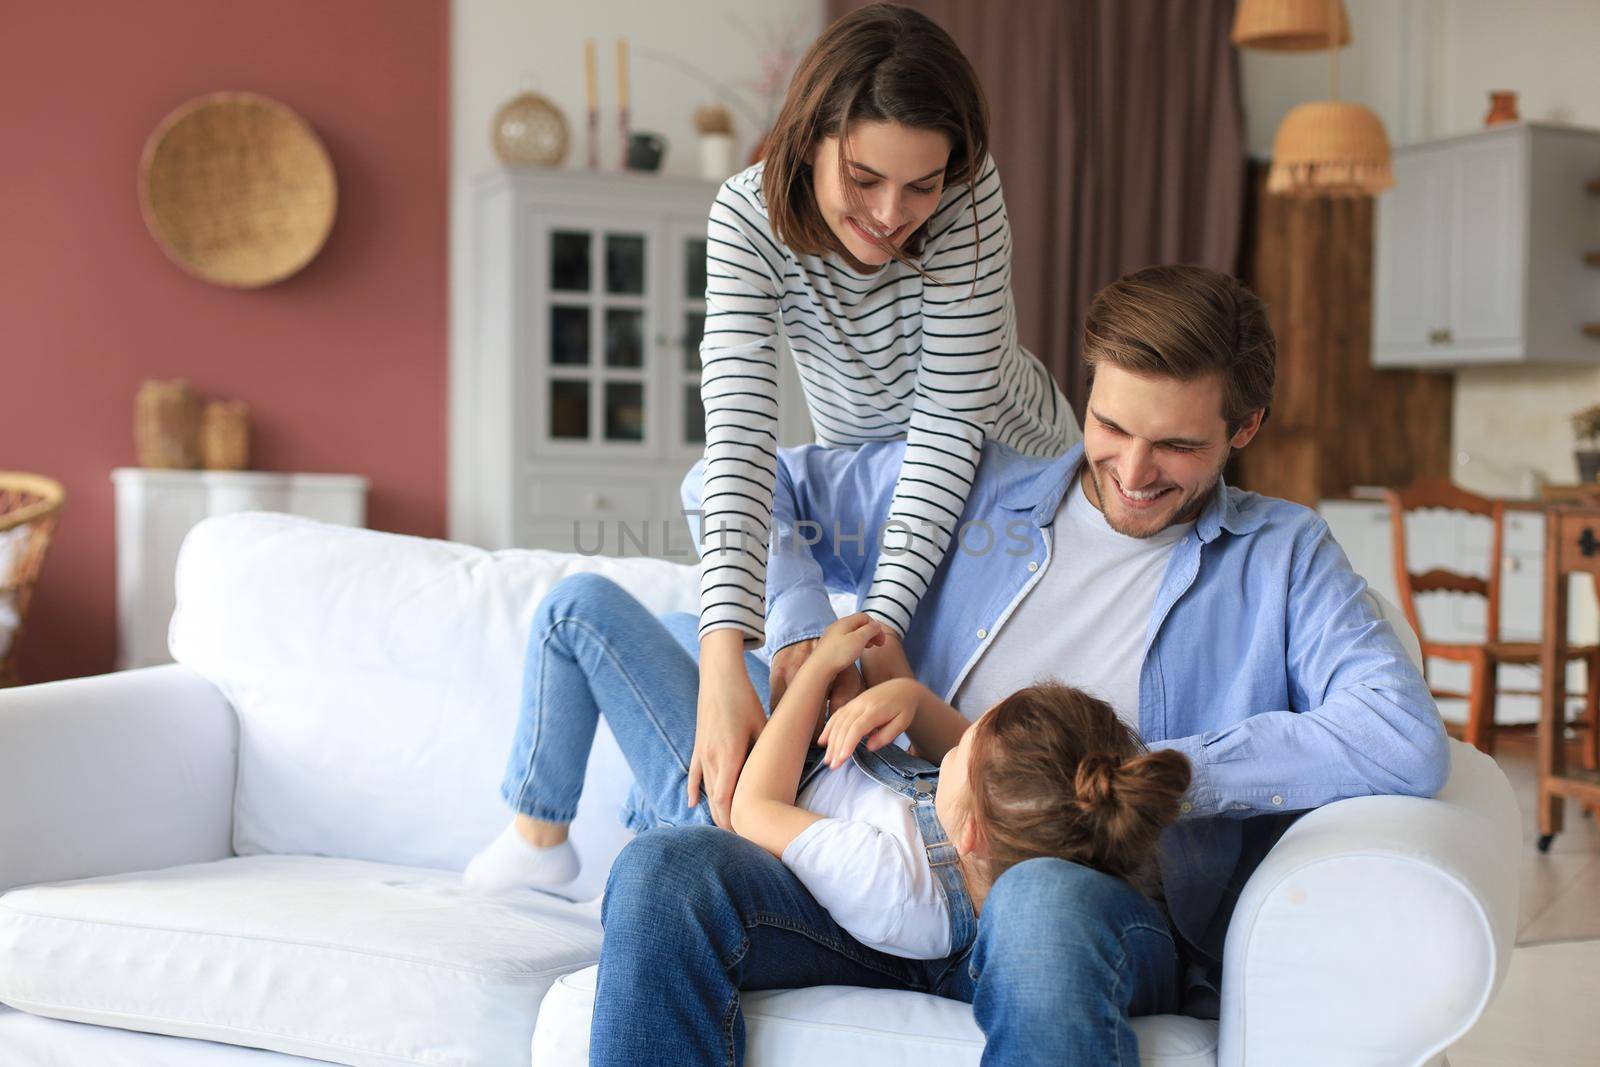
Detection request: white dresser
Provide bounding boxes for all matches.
[111,469,368,669]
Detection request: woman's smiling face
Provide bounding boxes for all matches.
[808,120,952,271]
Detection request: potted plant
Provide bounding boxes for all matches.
[1571,404,1600,482]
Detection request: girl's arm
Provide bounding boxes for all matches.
[817,677,971,769]
[730,616,884,857]
[902,684,970,761]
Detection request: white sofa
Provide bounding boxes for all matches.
[0,513,1520,1066]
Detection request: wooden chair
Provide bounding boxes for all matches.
[0,472,65,687]
[1386,478,1600,763]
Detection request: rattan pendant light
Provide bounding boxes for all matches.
[1253,0,1394,197]
[1268,101,1394,196]
[1232,0,1351,52]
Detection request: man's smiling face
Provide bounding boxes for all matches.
[1080,364,1263,538]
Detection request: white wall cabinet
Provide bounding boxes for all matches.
[1372,122,1600,368]
[459,169,811,556]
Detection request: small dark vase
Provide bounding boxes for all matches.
[625,132,666,172]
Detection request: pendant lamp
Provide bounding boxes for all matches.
[1258,0,1394,197]
[1232,0,1351,52]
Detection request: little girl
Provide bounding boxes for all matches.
[690,4,1079,829]
[466,575,1190,962]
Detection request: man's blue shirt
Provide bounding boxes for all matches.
[685,440,1448,961]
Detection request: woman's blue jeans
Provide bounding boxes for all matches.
[504,573,1179,1064]
[499,571,771,830]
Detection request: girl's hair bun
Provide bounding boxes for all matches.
[968,684,1194,883]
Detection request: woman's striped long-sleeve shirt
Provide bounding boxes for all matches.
[696,158,1079,645]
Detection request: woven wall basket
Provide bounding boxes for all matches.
[138,92,337,288]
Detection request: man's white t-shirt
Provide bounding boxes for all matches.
[782,760,952,960]
[954,473,1194,727]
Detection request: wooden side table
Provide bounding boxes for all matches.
[1537,504,1600,850]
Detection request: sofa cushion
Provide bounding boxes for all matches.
[532,964,1220,1067]
[169,512,699,899]
[0,855,604,1067]
[0,1004,323,1066]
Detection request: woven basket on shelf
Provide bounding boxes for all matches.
[138,91,338,289]
[0,473,65,687]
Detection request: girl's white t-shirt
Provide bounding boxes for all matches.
[783,759,952,960]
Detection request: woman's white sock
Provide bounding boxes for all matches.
[462,821,580,896]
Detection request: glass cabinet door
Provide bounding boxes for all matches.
[669,221,709,455]
[540,222,652,450]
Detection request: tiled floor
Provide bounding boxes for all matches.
[1446,734,1600,1067]
[1493,734,1600,944]
[1449,938,1600,1066]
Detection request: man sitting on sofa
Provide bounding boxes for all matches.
[588,265,1450,1065]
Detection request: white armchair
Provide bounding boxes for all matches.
[0,515,1518,1066]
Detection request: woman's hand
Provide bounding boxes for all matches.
[691,631,769,829]
[817,677,925,769]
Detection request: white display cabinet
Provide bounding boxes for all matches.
[460,169,811,557]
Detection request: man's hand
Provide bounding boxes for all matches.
[691,632,768,829]
[860,627,914,687]
[818,677,925,769]
[769,639,815,709]
[771,637,866,726]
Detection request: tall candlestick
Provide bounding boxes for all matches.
[616,38,630,171]
[584,40,599,169]
[616,38,630,111]
[614,37,627,168]
[584,40,598,111]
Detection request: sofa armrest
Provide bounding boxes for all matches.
[1218,740,1519,1067]
[0,665,238,894]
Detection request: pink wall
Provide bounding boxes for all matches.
[1,1,450,684]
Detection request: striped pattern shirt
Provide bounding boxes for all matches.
[697,158,1078,644]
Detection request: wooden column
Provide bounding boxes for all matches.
[1232,162,1453,506]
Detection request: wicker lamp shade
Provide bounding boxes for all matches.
[1268,101,1395,197]
[1232,0,1351,51]
[0,472,65,687]
[139,92,337,289]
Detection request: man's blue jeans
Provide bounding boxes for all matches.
[592,833,1179,1066]
[499,572,771,830]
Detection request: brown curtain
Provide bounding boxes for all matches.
[828,0,1246,416]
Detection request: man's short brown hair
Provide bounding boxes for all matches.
[1082,265,1275,433]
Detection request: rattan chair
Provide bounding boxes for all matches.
[0,473,65,686]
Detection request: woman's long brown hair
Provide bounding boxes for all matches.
[760,3,989,272]
[967,683,1193,886]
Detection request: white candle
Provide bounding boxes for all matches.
[616,38,629,111]
[584,40,598,112]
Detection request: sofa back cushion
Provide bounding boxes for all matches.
[170,513,698,900]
